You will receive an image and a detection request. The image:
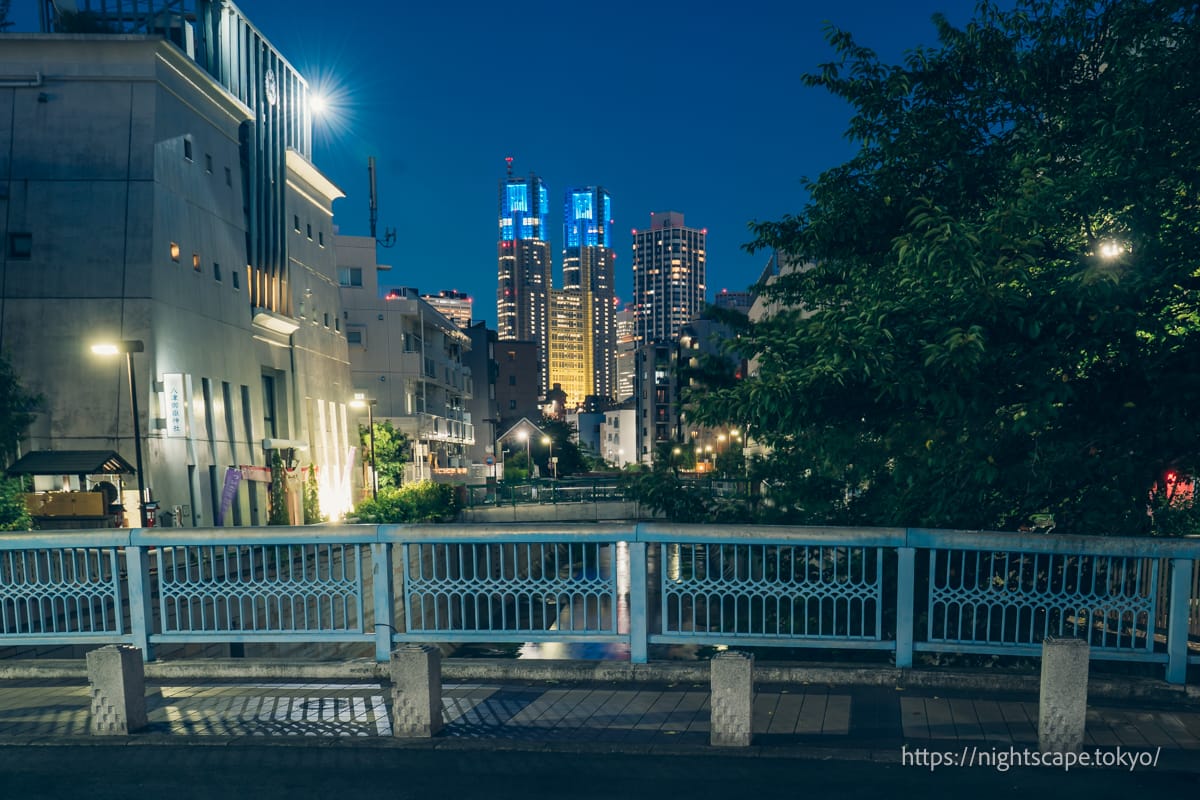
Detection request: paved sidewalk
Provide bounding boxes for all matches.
[2,677,1199,767]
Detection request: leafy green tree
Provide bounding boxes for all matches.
[359,420,410,492]
[302,465,324,524]
[694,0,1200,535]
[0,354,41,530]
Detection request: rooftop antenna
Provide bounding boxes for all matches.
[368,156,396,248]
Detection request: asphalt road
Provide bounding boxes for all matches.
[1,743,1197,800]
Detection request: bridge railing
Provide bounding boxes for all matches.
[1,524,1196,683]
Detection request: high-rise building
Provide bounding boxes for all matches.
[549,186,616,406]
[423,289,473,329]
[631,211,707,345]
[614,306,636,402]
[496,162,551,391]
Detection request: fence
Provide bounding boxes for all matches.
[1,524,1197,684]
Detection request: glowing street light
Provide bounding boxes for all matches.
[542,435,556,479]
[350,393,378,499]
[90,339,148,526]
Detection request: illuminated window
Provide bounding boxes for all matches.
[193,253,201,272]
[170,242,180,262]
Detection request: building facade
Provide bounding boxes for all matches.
[631,211,707,345]
[422,289,473,329]
[1,3,356,526]
[337,236,474,486]
[496,165,551,391]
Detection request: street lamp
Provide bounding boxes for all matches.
[90,339,148,527]
[350,393,378,499]
[542,435,555,479]
[518,430,530,475]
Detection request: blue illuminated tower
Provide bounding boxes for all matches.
[497,159,552,390]
[559,186,616,400]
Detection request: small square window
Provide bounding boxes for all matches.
[509,400,517,410]
[347,329,363,345]
[170,242,180,262]
[8,233,32,259]
[224,167,232,187]
[508,375,516,386]
[183,138,193,160]
[204,154,213,173]
[213,262,222,282]
[232,271,240,290]
[192,253,201,272]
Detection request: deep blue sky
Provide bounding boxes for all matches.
[12,0,1007,328]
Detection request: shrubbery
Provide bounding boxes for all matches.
[352,480,458,524]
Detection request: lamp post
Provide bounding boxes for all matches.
[351,394,378,499]
[542,435,555,479]
[518,429,530,473]
[91,339,148,527]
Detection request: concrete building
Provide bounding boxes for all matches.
[0,3,355,526]
[337,235,474,485]
[495,340,540,429]
[496,163,551,391]
[631,211,707,346]
[462,321,499,479]
[601,404,637,468]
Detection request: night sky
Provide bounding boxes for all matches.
[11,0,1011,327]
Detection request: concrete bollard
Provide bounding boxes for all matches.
[710,650,754,747]
[390,643,443,737]
[1038,637,1089,753]
[86,645,147,735]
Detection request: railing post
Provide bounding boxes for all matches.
[895,544,915,669]
[1166,557,1194,685]
[372,541,394,663]
[124,544,153,662]
[629,539,648,664]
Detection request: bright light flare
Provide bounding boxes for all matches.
[309,91,329,116]
[1098,240,1126,260]
[90,343,120,356]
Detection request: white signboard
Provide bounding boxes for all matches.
[164,373,187,437]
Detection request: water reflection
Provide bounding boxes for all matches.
[518,541,701,662]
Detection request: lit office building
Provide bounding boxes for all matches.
[423,289,474,329]
[496,162,551,391]
[631,211,707,345]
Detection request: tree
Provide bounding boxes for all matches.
[694,0,1200,534]
[0,353,41,530]
[359,420,410,492]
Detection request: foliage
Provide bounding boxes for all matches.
[0,477,31,531]
[619,460,754,523]
[692,0,1200,534]
[302,465,324,525]
[267,450,289,526]
[352,480,458,524]
[537,417,587,478]
[0,354,41,465]
[359,420,409,492]
[503,450,530,482]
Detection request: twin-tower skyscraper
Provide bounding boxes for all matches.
[497,160,706,407]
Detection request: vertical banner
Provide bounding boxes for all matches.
[216,467,242,526]
[163,373,187,437]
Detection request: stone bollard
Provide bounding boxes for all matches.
[390,644,443,737]
[1038,637,1089,753]
[710,650,754,747]
[86,645,147,735]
